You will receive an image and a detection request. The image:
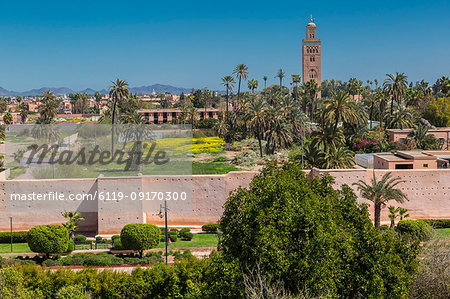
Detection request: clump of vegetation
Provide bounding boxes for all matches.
[396,220,435,241]
[233,150,258,167]
[120,223,160,257]
[220,161,420,298]
[27,225,69,257]
[202,223,221,233]
[192,137,225,154]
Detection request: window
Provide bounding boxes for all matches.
[439,138,445,144]
[423,164,428,168]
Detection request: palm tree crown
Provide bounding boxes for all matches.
[353,172,407,229]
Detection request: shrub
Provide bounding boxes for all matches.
[0,231,28,243]
[66,241,75,253]
[410,242,450,298]
[213,156,228,162]
[202,223,221,233]
[220,161,420,298]
[396,220,435,241]
[423,219,450,229]
[27,225,69,256]
[120,224,160,257]
[111,235,122,249]
[73,234,87,243]
[95,236,103,243]
[233,150,258,166]
[55,284,91,299]
[181,232,193,241]
[380,225,390,231]
[169,231,178,242]
[196,118,219,129]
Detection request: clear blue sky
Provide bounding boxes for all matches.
[0,0,448,91]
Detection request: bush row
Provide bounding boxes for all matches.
[396,220,435,241]
[0,231,28,243]
[423,219,450,229]
[202,223,221,233]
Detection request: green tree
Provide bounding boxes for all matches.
[94,91,103,113]
[353,172,407,229]
[233,64,249,105]
[388,105,414,129]
[3,112,13,124]
[247,78,258,93]
[246,96,266,157]
[275,69,285,91]
[321,145,354,169]
[221,75,235,120]
[109,79,129,151]
[383,72,408,117]
[121,223,160,257]
[38,91,61,123]
[62,211,85,240]
[436,76,450,96]
[220,162,419,297]
[323,90,358,139]
[303,79,319,121]
[263,75,268,90]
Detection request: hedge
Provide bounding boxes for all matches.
[202,224,221,233]
[120,224,160,257]
[27,225,69,255]
[0,231,28,243]
[396,220,435,241]
[423,219,450,229]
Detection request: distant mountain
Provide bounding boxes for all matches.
[79,88,98,95]
[0,84,193,96]
[129,84,192,95]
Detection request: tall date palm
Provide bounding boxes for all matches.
[233,64,249,106]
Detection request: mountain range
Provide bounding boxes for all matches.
[0,84,194,96]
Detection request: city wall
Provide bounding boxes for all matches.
[1,169,449,234]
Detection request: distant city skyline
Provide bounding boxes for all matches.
[0,0,448,92]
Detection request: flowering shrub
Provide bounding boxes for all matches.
[192,137,225,154]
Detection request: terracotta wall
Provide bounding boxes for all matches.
[1,169,449,234]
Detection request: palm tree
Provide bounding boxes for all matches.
[233,64,249,105]
[275,69,286,92]
[383,72,408,117]
[291,75,302,101]
[347,78,362,98]
[265,118,292,154]
[94,92,103,113]
[303,79,320,121]
[311,125,345,153]
[353,172,407,229]
[388,105,414,129]
[323,90,358,139]
[62,211,85,240]
[248,79,259,93]
[321,145,354,169]
[436,76,450,96]
[263,75,268,90]
[109,79,129,151]
[39,90,60,123]
[246,96,266,157]
[3,112,13,124]
[222,76,235,120]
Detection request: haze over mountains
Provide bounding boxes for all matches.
[0,84,193,96]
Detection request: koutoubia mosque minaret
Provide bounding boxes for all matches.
[302,15,321,94]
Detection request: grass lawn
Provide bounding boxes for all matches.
[0,243,31,254]
[434,228,450,240]
[156,233,218,249]
[192,161,239,174]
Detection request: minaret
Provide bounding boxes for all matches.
[302,15,321,96]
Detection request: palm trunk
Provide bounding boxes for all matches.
[111,97,117,153]
[237,76,242,108]
[332,116,339,140]
[226,86,229,121]
[374,202,382,229]
[258,132,263,158]
[369,102,374,129]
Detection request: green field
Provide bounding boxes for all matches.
[0,233,218,254]
[0,243,31,254]
[434,228,450,240]
[155,233,218,249]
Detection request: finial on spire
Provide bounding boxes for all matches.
[310,14,313,22]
